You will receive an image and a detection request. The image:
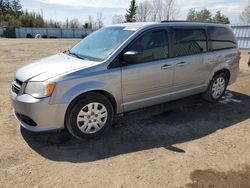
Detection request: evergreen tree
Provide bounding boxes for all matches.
[196,9,212,22]
[187,8,230,24]
[0,0,9,15]
[4,0,11,14]
[186,8,196,21]
[125,0,137,22]
[0,0,86,29]
[212,11,230,24]
[11,0,22,14]
[0,0,5,16]
[187,8,212,22]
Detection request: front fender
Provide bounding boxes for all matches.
[52,81,118,105]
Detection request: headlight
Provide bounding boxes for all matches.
[24,82,55,98]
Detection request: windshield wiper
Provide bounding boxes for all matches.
[64,50,86,60]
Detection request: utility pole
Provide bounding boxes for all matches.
[41,8,43,18]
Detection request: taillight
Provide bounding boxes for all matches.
[238,51,241,63]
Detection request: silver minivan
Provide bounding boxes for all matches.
[10,21,240,139]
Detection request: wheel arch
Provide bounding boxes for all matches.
[64,90,116,138]
[213,69,231,82]
[66,89,117,112]
[207,66,231,84]
[202,68,230,102]
[64,90,117,129]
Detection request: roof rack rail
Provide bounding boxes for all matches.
[160,20,216,24]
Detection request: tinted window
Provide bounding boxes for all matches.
[174,30,207,57]
[209,27,237,51]
[128,30,169,63]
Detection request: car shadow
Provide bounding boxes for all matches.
[21,91,250,163]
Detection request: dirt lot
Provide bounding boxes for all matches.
[0,39,250,188]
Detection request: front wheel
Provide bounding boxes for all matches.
[202,73,228,102]
[65,93,114,139]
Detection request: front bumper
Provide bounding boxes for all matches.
[10,91,68,132]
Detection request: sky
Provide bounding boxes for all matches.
[20,0,248,25]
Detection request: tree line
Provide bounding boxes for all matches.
[122,0,178,23]
[0,0,57,27]
[0,0,103,29]
[122,0,230,24]
[2,0,250,29]
[186,9,230,24]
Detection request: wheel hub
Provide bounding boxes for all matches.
[76,102,108,134]
[211,77,226,99]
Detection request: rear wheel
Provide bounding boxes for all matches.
[202,72,228,102]
[65,93,114,139]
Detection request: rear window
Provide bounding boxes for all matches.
[209,27,237,51]
[173,30,207,57]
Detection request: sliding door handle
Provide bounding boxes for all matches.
[161,64,172,70]
[176,62,187,67]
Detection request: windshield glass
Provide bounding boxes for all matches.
[70,26,137,61]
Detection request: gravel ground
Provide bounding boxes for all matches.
[0,39,250,188]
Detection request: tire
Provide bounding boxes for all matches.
[65,93,114,139]
[202,72,229,102]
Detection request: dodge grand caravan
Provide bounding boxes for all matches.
[10,21,239,139]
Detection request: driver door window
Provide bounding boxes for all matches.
[127,30,169,64]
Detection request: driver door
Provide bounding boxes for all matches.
[121,29,174,112]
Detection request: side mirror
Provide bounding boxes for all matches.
[123,51,141,65]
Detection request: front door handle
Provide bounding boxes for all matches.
[176,61,187,67]
[161,64,172,70]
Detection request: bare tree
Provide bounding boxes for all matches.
[136,0,152,22]
[161,0,178,21]
[151,0,162,21]
[112,14,124,24]
[87,15,94,29]
[240,0,250,23]
[96,11,104,29]
[83,15,94,29]
[69,18,81,28]
[65,18,69,28]
[150,0,178,21]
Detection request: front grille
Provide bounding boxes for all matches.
[12,79,23,94]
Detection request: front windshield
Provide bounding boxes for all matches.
[70,26,137,61]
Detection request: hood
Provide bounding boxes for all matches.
[15,53,96,82]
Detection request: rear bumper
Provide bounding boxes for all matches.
[229,64,239,85]
[10,91,68,132]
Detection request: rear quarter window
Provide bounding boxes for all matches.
[208,26,237,51]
